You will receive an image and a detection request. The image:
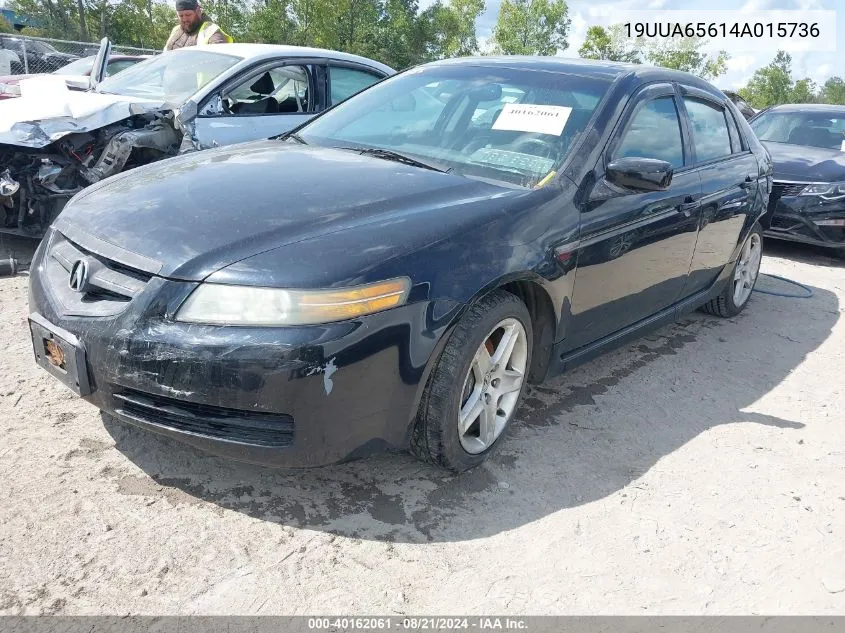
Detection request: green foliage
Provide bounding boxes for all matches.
[820,76,845,105]
[645,36,729,80]
[738,51,795,109]
[5,0,485,68]
[490,0,570,56]
[790,78,817,104]
[578,24,641,63]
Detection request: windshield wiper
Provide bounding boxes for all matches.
[339,146,450,173]
[274,131,307,144]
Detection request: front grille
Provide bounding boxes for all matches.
[113,388,295,448]
[44,231,153,317]
[772,182,807,197]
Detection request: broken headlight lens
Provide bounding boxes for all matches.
[175,278,411,326]
[800,182,845,200]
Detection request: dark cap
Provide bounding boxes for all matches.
[175,0,199,10]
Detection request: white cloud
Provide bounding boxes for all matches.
[647,0,667,8]
[726,55,757,73]
[731,75,752,89]
[560,12,589,58]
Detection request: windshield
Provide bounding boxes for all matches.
[298,64,611,188]
[53,57,94,75]
[751,110,845,150]
[95,49,241,103]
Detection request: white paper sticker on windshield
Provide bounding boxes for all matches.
[841,139,845,151]
[492,104,572,136]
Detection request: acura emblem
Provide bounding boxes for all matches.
[68,258,90,293]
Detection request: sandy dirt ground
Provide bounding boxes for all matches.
[0,237,843,616]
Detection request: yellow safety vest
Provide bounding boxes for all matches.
[164,21,233,51]
[197,22,234,45]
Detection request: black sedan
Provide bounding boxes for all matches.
[751,104,845,258]
[28,58,772,471]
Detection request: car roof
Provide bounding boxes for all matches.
[422,56,725,96]
[184,43,395,74]
[763,103,845,114]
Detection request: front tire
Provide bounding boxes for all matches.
[701,223,763,318]
[411,290,533,472]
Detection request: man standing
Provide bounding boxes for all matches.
[164,0,233,51]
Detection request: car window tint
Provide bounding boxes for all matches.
[329,66,382,105]
[614,96,684,168]
[684,98,732,163]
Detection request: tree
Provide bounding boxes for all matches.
[820,76,845,105]
[490,0,570,56]
[75,0,89,40]
[426,0,485,58]
[645,36,728,80]
[737,50,793,109]
[578,24,641,63]
[790,78,817,104]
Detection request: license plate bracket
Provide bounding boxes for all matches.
[29,313,92,396]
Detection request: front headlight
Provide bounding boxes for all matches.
[800,182,845,200]
[175,277,411,326]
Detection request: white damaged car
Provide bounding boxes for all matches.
[0,39,393,237]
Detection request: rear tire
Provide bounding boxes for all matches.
[411,290,533,472]
[700,223,763,318]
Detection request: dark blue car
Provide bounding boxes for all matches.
[750,104,845,258]
[28,57,772,471]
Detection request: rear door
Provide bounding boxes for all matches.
[563,83,702,352]
[192,60,323,149]
[679,87,761,295]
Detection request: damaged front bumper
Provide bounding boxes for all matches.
[765,187,845,252]
[28,229,432,467]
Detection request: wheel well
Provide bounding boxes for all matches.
[500,280,556,383]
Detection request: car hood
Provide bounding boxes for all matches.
[0,75,166,148]
[53,141,523,282]
[762,141,845,182]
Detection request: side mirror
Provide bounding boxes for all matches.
[606,157,673,192]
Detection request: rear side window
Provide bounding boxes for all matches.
[613,96,685,169]
[684,98,732,163]
[329,66,383,105]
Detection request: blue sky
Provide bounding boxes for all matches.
[427,0,842,90]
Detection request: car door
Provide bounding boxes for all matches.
[191,60,323,150]
[562,84,702,352]
[678,87,761,295]
[327,63,387,107]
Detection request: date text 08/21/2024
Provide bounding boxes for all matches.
[306,617,528,630]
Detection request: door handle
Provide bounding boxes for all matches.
[678,196,699,217]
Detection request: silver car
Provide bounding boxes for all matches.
[0,39,394,237]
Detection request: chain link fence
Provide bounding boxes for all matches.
[0,34,160,77]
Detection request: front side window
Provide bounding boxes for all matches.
[299,65,611,188]
[684,98,732,163]
[223,65,311,115]
[613,96,685,169]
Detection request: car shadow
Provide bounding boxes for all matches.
[102,280,839,543]
[763,238,845,268]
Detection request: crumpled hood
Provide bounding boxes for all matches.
[762,141,845,182]
[53,141,520,281]
[0,76,166,148]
